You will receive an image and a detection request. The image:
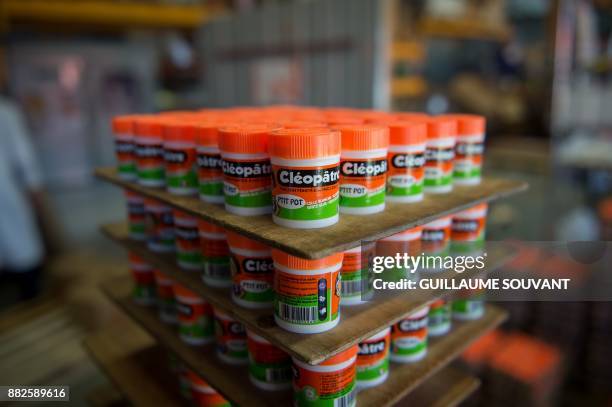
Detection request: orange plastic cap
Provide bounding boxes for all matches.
[326,116,364,126]
[173,208,195,221]
[426,117,457,139]
[187,370,210,388]
[112,115,139,134]
[394,112,429,121]
[226,231,270,251]
[270,128,341,159]
[198,219,225,234]
[128,252,146,263]
[318,345,358,366]
[272,250,343,270]
[387,121,427,145]
[173,282,200,300]
[194,122,225,147]
[279,120,328,129]
[133,115,164,138]
[336,125,389,151]
[162,120,197,143]
[443,114,485,136]
[218,124,276,154]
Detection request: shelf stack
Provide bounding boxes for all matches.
[87,163,526,406]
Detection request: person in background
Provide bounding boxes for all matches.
[0,48,57,302]
[0,97,50,300]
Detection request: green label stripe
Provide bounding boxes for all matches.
[199,181,224,197]
[132,284,156,300]
[339,188,385,208]
[179,318,214,338]
[137,167,165,181]
[386,181,423,197]
[429,307,450,327]
[177,251,203,265]
[129,223,146,235]
[118,163,137,174]
[452,299,483,314]
[235,286,274,303]
[204,256,230,265]
[225,191,272,208]
[450,238,485,253]
[340,270,369,298]
[274,196,338,221]
[249,361,292,384]
[167,170,198,188]
[453,168,481,179]
[392,339,427,356]
[295,380,355,406]
[357,357,389,381]
[424,174,452,187]
[220,346,248,360]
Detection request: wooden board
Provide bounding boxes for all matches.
[83,322,183,407]
[102,222,513,365]
[401,368,480,407]
[96,167,527,259]
[104,282,500,407]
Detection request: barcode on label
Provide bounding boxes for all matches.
[341,279,362,296]
[278,302,317,323]
[265,368,292,383]
[334,389,356,407]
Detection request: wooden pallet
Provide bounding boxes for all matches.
[103,222,512,364]
[102,278,503,407]
[95,167,526,259]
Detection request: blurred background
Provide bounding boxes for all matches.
[0,0,611,405]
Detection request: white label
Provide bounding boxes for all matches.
[276,194,305,209]
[388,175,415,187]
[340,184,366,198]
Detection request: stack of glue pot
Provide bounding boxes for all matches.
[112,106,488,407]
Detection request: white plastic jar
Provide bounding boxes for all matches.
[424,118,457,194]
[272,250,344,334]
[218,125,274,216]
[386,121,428,203]
[293,345,358,407]
[214,308,248,365]
[356,327,391,389]
[337,125,389,215]
[269,128,341,229]
[390,306,430,363]
[246,330,292,391]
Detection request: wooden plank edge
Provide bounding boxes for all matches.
[405,368,480,407]
[95,166,528,259]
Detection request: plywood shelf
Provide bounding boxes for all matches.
[102,222,513,365]
[95,167,527,259]
[102,281,497,407]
